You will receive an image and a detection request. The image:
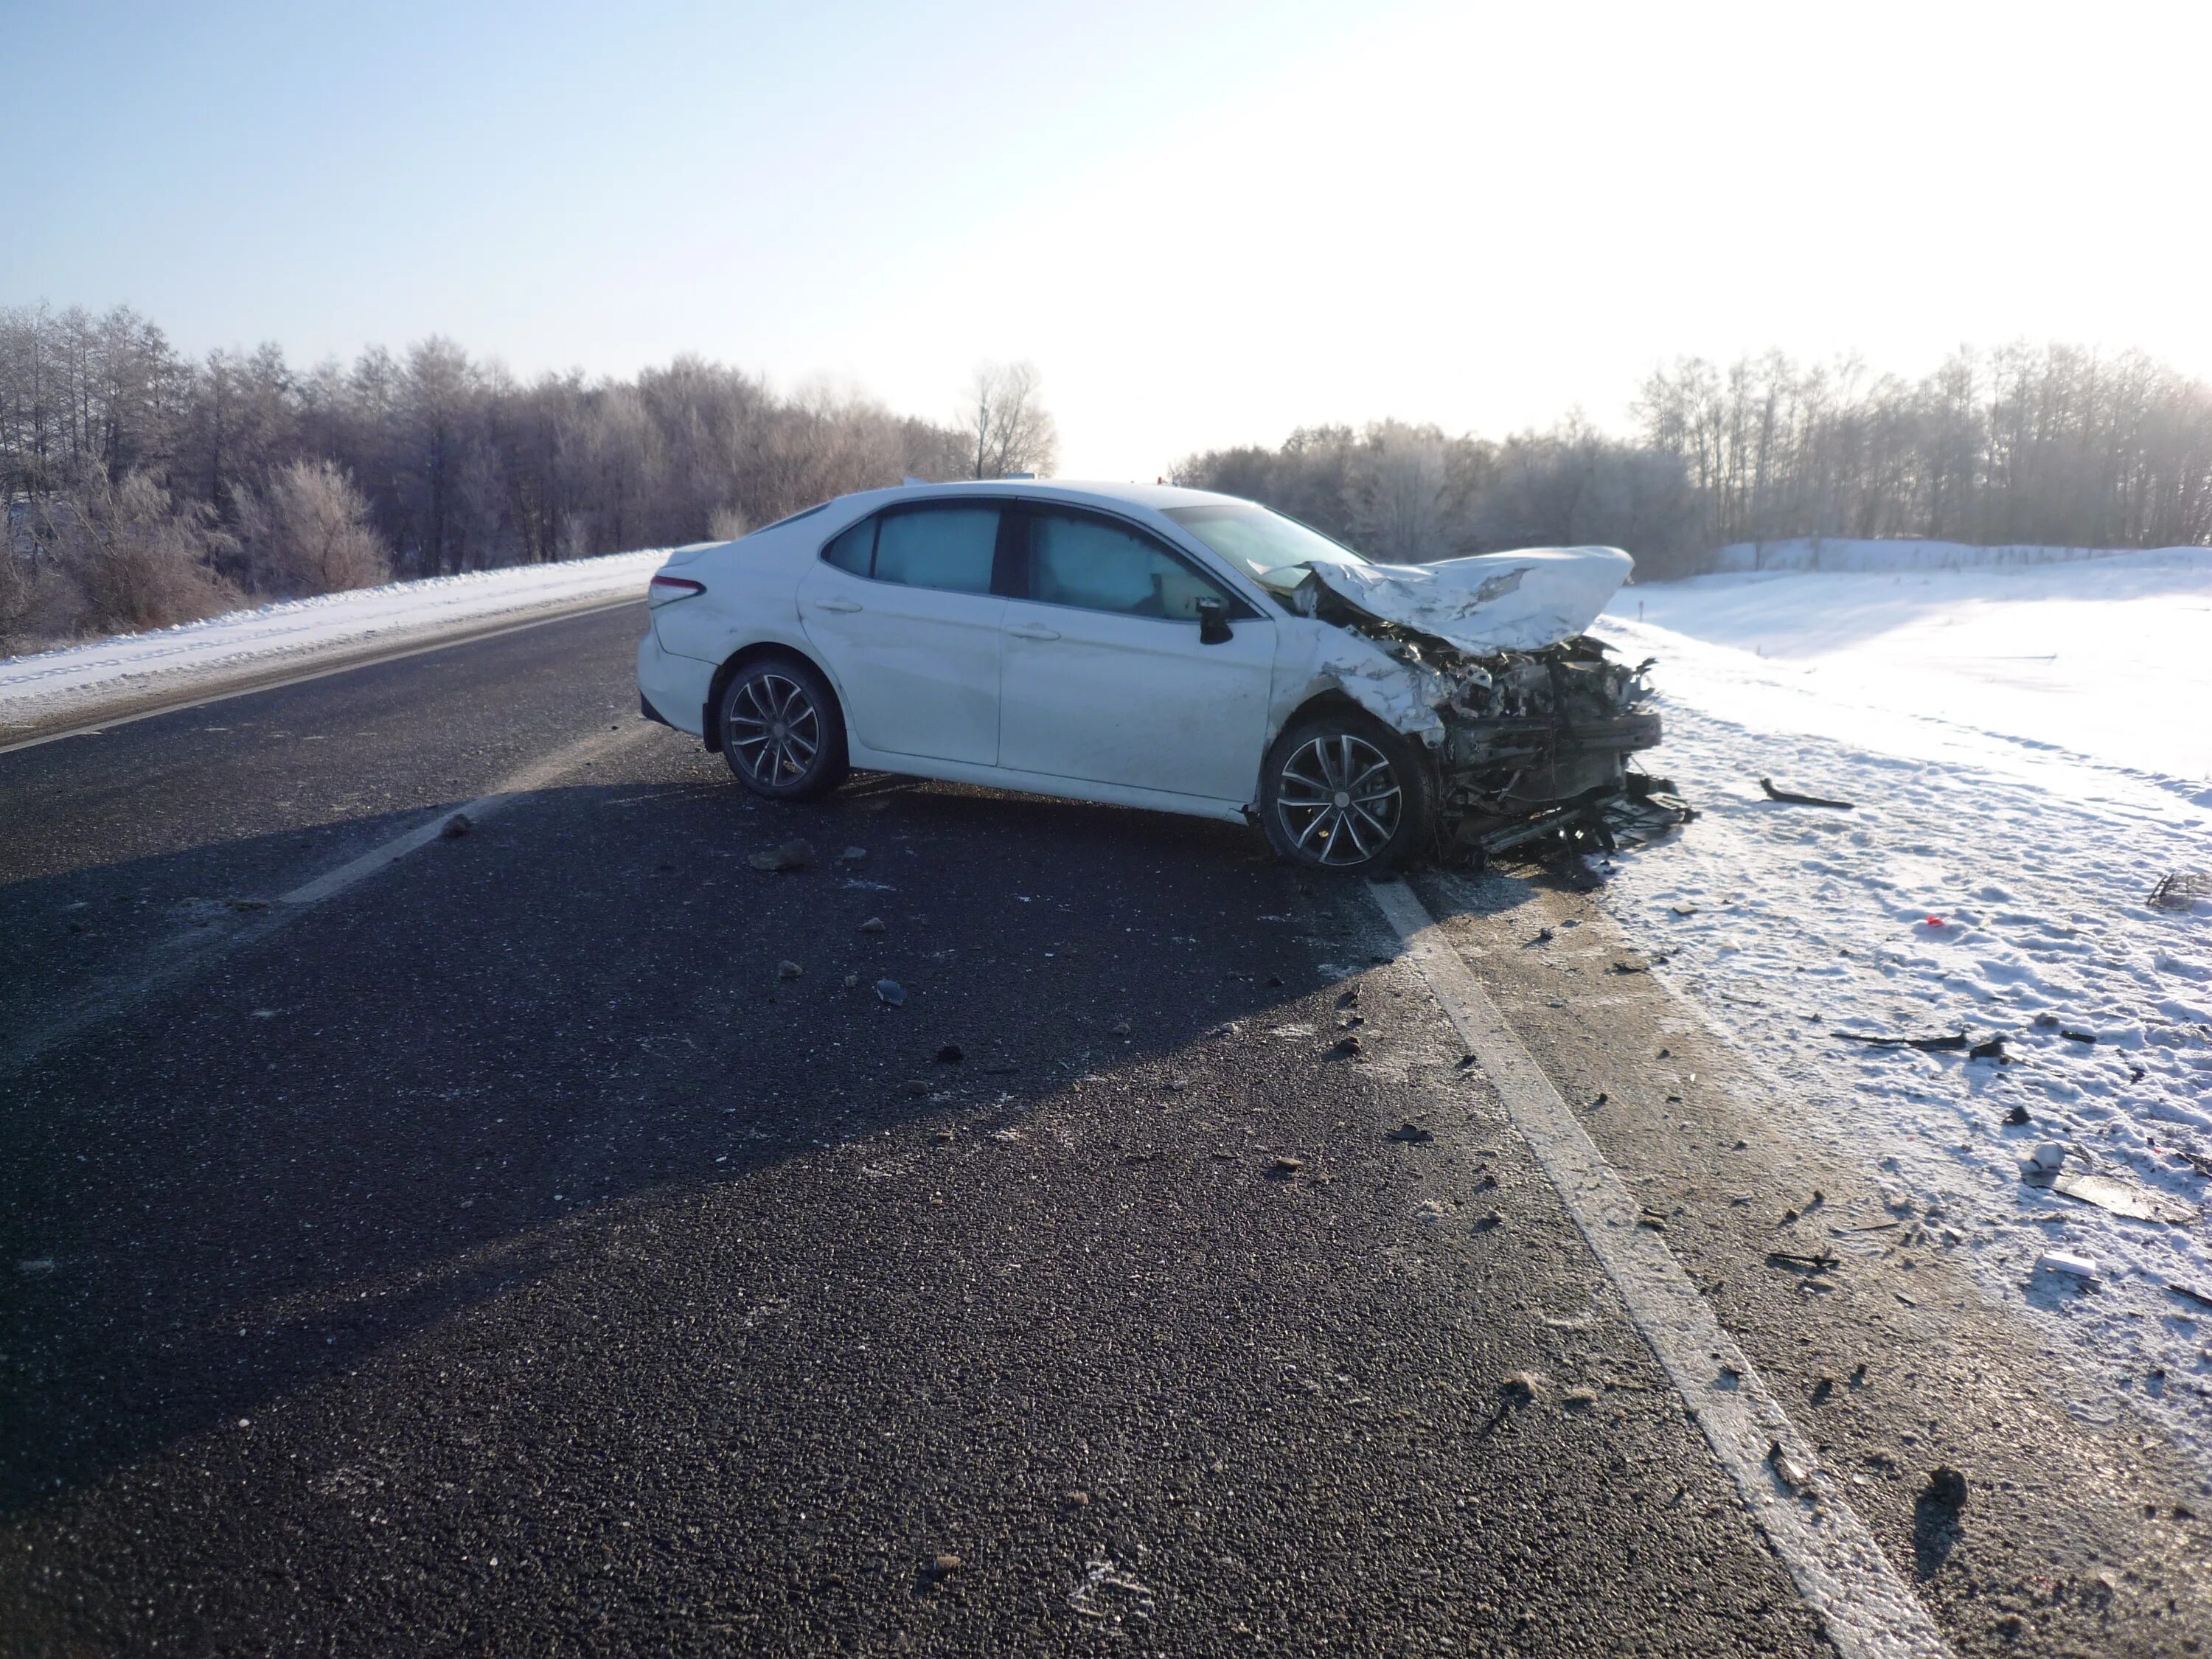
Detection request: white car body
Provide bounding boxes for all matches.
[637,479,1638,831]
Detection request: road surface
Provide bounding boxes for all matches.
[3,604,2205,1655]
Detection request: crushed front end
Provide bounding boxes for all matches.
[1289,546,1694,866]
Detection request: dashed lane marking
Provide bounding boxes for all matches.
[2,722,650,1076]
[1368,878,1952,1659]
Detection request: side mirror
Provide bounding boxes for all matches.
[1196,597,1231,645]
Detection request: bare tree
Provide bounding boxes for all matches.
[1346,422,1453,562]
[233,459,392,596]
[963,361,1058,479]
[41,465,234,633]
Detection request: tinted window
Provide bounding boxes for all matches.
[872,507,999,594]
[823,518,874,574]
[1027,509,1228,620]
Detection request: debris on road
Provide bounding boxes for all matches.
[1109,1020,1132,1038]
[2045,1170,2197,1225]
[2020,1141,2068,1176]
[16,1258,56,1276]
[1268,1156,1305,1178]
[1330,1033,1365,1057]
[747,838,815,872]
[776,959,803,979]
[2037,1250,2100,1283]
[440,813,473,839]
[1921,1467,1969,1510]
[1767,1441,1812,1490]
[874,978,907,1007]
[1500,1371,1541,1406]
[1768,1248,1840,1273]
[935,1043,964,1064]
[2004,1104,2031,1125]
[2164,1283,2212,1312]
[1969,1036,2010,1061]
[1759,777,1855,810]
[2060,1028,2098,1045]
[838,845,867,862]
[859,916,886,933]
[1385,1121,1433,1144]
[1833,1029,1969,1052]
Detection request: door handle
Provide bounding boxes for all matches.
[814,597,862,613]
[1004,622,1061,641]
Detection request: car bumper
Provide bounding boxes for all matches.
[637,627,714,740]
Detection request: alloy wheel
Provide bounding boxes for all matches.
[1275,733,1403,866]
[726,672,821,787]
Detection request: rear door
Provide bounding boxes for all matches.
[996,504,1276,801]
[796,502,1007,765]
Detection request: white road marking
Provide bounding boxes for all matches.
[4,722,652,1074]
[281,723,639,905]
[1368,879,1952,1659]
[0,598,641,757]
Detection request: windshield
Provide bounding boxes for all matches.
[1164,503,1369,593]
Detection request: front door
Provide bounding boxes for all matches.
[796,502,1006,765]
[996,505,1276,802]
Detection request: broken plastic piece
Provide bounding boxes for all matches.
[1759,777,1854,810]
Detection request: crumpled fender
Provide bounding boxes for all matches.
[1278,628,1450,746]
[1301,546,1633,655]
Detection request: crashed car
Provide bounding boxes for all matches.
[639,480,1667,872]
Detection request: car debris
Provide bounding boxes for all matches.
[2149,872,2210,911]
[747,838,815,872]
[1759,778,1855,810]
[2034,1169,2198,1225]
[874,978,907,1007]
[439,812,473,839]
[2037,1249,2100,1283]
[1832,1029,1971,1052]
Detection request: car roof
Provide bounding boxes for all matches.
[830,479,1247,515]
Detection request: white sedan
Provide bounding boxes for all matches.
[638,481,1659,872]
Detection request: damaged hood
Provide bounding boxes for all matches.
[1298,545,1634,655]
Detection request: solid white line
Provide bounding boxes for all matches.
[1367,879,1952,1659]
[0,597,643,758]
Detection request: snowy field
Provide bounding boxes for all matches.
[1595,548,2212,1460]
[0,546,678,734]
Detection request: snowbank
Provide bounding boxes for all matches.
[1709,537,2205,574]
[0,546,685,732]
[1593,554,2212,1464]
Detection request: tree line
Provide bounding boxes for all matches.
[0,302,1058,650]
[1173,344,2212,577]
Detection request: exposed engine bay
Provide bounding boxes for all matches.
[1288,546,1692,863]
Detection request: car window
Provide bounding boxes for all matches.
[1026,509,1230,620]
[869,507,999,594]
[823,518,874,574]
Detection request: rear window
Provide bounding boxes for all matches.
[858,507,1000,594]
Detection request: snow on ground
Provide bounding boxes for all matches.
[0,546,683,733]
[1711,535,2205,574]
[1594,550,2212,1460]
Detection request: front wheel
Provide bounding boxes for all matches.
[1259,709,1434,872]
[717,657,849,799]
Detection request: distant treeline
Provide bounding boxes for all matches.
[0,304,1004,650]
[1174,344,2212,579]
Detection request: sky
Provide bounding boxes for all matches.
[10,0,2211,478]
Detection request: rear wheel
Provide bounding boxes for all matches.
[717,657,849,799]
[1259,709,1433,872]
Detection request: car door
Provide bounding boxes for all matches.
[795,502,1007,765]
[996,504,1276,801]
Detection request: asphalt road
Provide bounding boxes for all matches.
[1,603,2202,1655]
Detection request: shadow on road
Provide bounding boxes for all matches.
[1,764,1357,1516]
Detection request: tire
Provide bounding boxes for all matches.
[1259,706,1433,872]
[717,656,849,800]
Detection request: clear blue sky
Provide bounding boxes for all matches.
[12,0,2210,476]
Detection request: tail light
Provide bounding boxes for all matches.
[648,574,706,606]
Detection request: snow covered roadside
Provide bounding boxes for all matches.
[1593,552,2212,1461]
[0,546,686,735]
